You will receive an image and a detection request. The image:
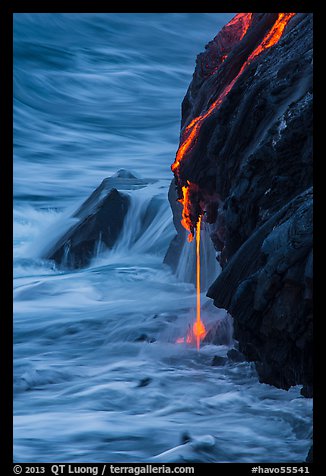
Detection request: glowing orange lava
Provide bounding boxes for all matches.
[171,12,296,242]
[194,215,206,350]
[174,13,254,154]
[176,216,207,349]
[178,181,199,242]
[249,13,296,60]
[227,12,253,41]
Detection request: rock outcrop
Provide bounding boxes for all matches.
[208,188,312,391]
[163,178,186,272]
[43,186,129,269]
[167,13,313,393]
[41,170,153,268]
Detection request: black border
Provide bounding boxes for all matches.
[1,0,319,13]
[1,0,14,470]
[2,1,318,473]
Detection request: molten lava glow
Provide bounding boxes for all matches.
[171,122,200,173]
[193,320,206,347]
[178,182,199,242]
[181,12,253,136]
[248,13,296,61]
[171,12,296,241]
[231,12,253,41]
[194,215,206,350]
[176,215,207,349]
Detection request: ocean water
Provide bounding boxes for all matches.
[13,13,312,463]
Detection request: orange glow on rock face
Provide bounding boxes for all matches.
[171,13,296,240]
[179,184,193,241]
[248,13,296,61]
[227,12,253,41]
[178,182,199,242]
[171,122,201,173]
[240,13,253,39]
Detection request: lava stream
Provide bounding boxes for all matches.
[176,215,207,349]
[194,215,206,350]
[171,12,296,242]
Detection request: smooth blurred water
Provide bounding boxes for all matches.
[13,13,312,463]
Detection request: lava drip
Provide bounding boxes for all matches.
[179,182,200,242]
[193,215,206,350]
[171,12,296,242]
[175,214,207,349]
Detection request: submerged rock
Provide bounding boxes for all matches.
[134,334,156,343]
[137,377,152,388]
[306,444,313,463]
[180,432,192,445]
[211,356,227,366]
[152,434,215,462]
[227,348,245,363]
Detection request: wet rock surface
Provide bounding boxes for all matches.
[44,187,129,268]
[208,189,313,390]
[163,178,186,272]
[227,348,246,363]
[211,356,227,366]
[42,170,154,268]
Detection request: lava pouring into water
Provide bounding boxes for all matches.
[174,12,296,349]
[194,215,206,350]
[176,215,207,349]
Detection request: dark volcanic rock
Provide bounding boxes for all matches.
[227,348,246,363]
[163,179,186,272]
[42,170,157,268]
[301,385,313,398]
[134,334,156,343]
[168,14,313,392]
[137,377,152,388]
[211,356,227,366]
[203,315,233,346]
[43,186,129,268]
[306,445,313,463]
[207,189,313,390]
[180,432,192,445]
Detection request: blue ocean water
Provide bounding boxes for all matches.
[13,13,312,463]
